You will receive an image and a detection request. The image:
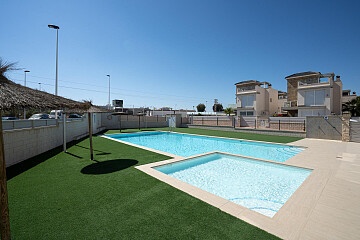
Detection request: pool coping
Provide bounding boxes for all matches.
[103,132,360,239]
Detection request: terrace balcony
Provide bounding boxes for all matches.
[236,86,258,94]
[298,80,331,90]
[282,100,298,111]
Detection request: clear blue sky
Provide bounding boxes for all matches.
[1,0,360,110]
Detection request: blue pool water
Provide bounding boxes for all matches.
[107,131,303,162]
[155,153,312,217]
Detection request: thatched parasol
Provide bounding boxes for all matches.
[0,60,90,239]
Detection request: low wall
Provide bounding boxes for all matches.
[190,116,235,127]
[187,125,306,138]
[3,113,177,167]
[101,114,168,129]
[3,113,104,167]
[306,116,343,140]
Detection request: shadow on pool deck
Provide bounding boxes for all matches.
[81,159,138,175]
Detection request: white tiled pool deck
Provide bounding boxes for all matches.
[135,138,360,240]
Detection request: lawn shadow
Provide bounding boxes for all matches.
[6,146,63,180]
[6,137,90,180]
[81,159,138,175]
[75,144,111,155]
[66,152,83,159]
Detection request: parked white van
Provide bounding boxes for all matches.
[49,110,63,119]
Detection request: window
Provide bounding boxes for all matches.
[241,94,255,108]
[239,111,254,116]
[247,111,254,116]
[304,89,325,106]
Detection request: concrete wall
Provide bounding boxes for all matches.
[3,113,175,167]
[267,87,279,116]
[306,116,343,140]
[3,113,104,167]
[100,113,168,129]
[332,80,342,115]
[191,116,234,127]
[255,85,266,115]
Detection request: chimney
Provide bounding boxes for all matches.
[336,75,341,81]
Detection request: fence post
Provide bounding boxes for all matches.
[303,120,306,132]
[233,117,236,128]
[278,120,281,130]
[157,115,158,122]
[217,117,219,126]
[202,117,204,125]
[138,115,141,129]
[255,119,256,129]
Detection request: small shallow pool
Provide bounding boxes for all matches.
[155,153,312,217]
[106,131,303,162]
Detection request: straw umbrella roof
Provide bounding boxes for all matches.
[0,61,90,239]
[0,75,89,111]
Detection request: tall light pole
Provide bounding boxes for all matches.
[23,70,30,119]
[24,70,30,86]
[48,24,60,96]
[107,74,111,110]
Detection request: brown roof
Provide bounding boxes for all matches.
[234,80,261,85]
[285,71,321,79]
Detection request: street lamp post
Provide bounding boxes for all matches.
[23,70,30,119]
[48,24,60,96]
[24,70,30,86]
[107,74,111,110]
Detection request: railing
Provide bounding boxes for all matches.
[190,116,306,132]
[298,81,330,87]
[283,101,298,108]
[237,86,256,92]
[2,119,58,131]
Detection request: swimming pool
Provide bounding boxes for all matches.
[155,153,312,217]
[106,131,303,162]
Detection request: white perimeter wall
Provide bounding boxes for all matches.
[3,112,172,167]
[3,113,104,167]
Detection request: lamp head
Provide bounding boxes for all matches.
[48,24,60,29]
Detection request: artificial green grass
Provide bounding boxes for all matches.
[6,128,287,239]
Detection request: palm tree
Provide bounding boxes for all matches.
[0,58,19,81]
[343,97,360,117]
[224,107,234,116]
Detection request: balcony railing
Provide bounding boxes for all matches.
[237,86,256,92]
[298,81,330,88]
[283,101,297,108]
